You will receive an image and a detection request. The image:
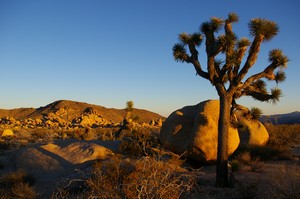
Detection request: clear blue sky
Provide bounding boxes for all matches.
[0,0,299,117]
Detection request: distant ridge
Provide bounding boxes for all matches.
[0,100,164,123]
[260,111,300,124]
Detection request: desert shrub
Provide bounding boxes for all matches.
[0,139,16,150]
[31,131,46,139]
[236,151,251,165]
[257,164,300,199]
[71,129,85,140]
[250,157,264,172]
[95,127,115,141]
[72,155,198,199]
[233,145,281,161]
[81,128,97,140]
[123,157,197,199]
[30,128,55,140]
[119,129,160,157]
[232,151,264,172]
[52,177,86,198]
[230,160,240,172]
[85,155,134,198]
[248,145,280,160]
[0,170,36,198]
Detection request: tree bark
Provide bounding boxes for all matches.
[216,92,232,187]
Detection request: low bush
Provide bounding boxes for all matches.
[119,129,160,157]
[53,155,198,199]
[230,160,240,172]
[250,157,264,172]
[123,157,197,199]
[95,127,116,141]
[0,170,37,199]
[236,151,251,165]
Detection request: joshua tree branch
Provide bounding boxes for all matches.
[236,35,264,83]
[242,62,277,90]
[244,89,274,102]
[190,59,209,79]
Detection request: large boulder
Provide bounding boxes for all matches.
[160,100,240,162]
[237,117,269,147]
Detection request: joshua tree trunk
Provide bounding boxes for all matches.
[216,92,232,187]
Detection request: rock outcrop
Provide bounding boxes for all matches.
[10,140,115,178]
[0,100,164,130]
[1,129,14,137]
[237,116,269,147]
[160,100,240,162]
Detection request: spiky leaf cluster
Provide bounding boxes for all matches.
[250,107,262,120]
[172,44,188,62]
[270,88,282,103]
[179,32,203,46]
[268,49,289,68]
[275,71,286,83]
[252,80,267,93]
[237,37,251,48]
[249,18,279,42]
[227,13,239,23]
[218,33,237,53]
[200,17,223,34]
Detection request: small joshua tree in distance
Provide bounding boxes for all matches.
[115,100,134,138]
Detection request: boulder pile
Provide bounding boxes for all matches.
[0,107,162,130]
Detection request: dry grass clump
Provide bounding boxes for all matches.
[0,170,37,199]
[257,164,300,199]
[231,151,264,173]
[236,151,251,165]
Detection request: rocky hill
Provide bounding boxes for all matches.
[0,100,164,129]
[260,111,300,124]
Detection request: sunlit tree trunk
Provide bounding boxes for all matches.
[216,92,232,187]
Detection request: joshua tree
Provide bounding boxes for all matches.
[172,13,288,187]
[115,100,134,138]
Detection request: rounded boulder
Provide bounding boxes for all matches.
[238,117,269,147]
[160,100,240,162]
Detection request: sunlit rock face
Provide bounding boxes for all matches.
[11,140,114,178]
[237,115,269,147]
[160,100,240,162]
[1,129,14,137]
